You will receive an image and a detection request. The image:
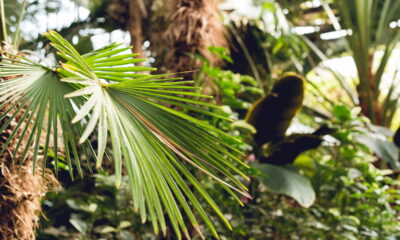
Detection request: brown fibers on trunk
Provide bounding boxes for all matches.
[163,0,228,74]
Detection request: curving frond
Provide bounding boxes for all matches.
[0,31,249,239]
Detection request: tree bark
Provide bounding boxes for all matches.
[357,53,384,126]
[128,0,147,59]
[161,0,228,77]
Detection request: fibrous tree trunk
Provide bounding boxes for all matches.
[161,0,228,76]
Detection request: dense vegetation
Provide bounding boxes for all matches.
[0,0,399,239]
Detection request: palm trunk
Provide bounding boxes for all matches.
[162,0,228,76]
[357,53,384,126]
[128,0,146,59]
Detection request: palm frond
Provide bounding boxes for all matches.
[0,56,91,178]
[0,31,249,239]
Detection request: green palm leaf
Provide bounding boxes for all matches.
[0,31,249,239]
[0,56,91,178]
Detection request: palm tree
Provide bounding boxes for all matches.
[1,1,56,239]
[0,58,56,239]
[267,0,400,127]
[335,0,400,126]
[294,0,400,127]
[0,16,248,240]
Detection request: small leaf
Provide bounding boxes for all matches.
[86,203,98,213]
[118,221,132,229]
[66,199,80,210]
[332,104,352,122]
[69,218,88,235]
[101,226,117,234]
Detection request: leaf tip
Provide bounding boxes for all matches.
[71,117,80,124]
[78,137,86,144]
[193,225,205,239]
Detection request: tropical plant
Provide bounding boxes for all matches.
[38,174,154,240]
[0,30,250,239]
[280,0,400,127]
[0,2,55,239]
[334,0,400,126]
[252,0,400,127]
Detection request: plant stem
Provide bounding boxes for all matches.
[13,0,28,49]
[0,0,7,44]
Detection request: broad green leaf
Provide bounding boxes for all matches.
[355,133,400,169]
[253,163,316,208]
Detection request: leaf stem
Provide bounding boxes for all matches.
[13,0,28,49]
[0,0,7,44]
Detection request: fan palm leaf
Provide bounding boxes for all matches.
[0,56,90,178]
[0,31,249,239]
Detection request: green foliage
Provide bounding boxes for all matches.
[0,31,250,239]
[198,58,262,154]
[0,58,87,177]
[331,105,400,169]
[211,104,400,239]
[227,13,310,88]
[38,174,154,240]
[303,0,400,126]
[0,0,6,42]
[199,53,262,112]
[35,40,400,240]
[4,1,399,239]
[356,133,400,169]
[205,67,400,238]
